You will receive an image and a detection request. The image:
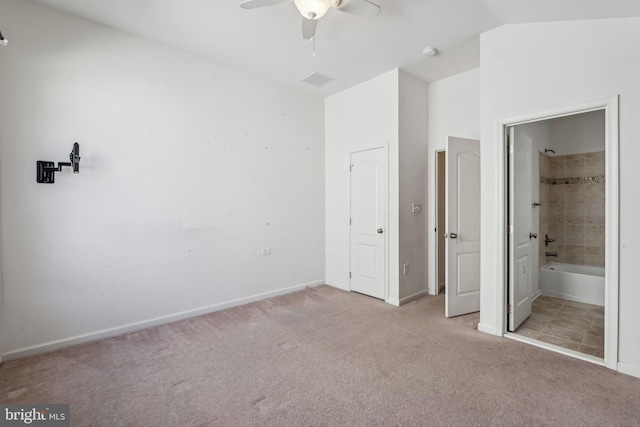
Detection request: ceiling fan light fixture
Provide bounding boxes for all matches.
[294,0,330,20]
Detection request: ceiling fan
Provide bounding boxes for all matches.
[240,0,381,39]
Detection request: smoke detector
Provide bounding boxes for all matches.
[422,47,437,57]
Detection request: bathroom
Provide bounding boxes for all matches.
[511,109,606,358]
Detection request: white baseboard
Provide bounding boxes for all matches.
[618,362,640,379]
[532,289,542,301]
[1,280,325,362]
[477,322,500,336]
[399,290,428,306]
[386,297,400,306]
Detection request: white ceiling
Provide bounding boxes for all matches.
[32,0,640,96]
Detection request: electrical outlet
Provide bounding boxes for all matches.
[261,248,271,256]
[403,263,409,275]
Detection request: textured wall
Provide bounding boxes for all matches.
[539,152,605,267]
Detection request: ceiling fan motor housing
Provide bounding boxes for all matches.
[240,0,381,40]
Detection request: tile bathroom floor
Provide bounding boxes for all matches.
[515,295,604,358]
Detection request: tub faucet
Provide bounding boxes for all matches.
[545,252,558,257]
[545,234,555,247]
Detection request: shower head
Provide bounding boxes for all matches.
[544,148,556,154]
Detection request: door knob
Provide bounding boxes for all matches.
[449,233,458,239]
[377,228,384,234]
[529,233,537,239]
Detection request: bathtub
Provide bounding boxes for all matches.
[539,262,604,306]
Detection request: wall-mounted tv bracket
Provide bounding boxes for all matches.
[37,143,80,184]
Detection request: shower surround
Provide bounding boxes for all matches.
[539,151,605,268]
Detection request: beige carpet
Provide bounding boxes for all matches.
[1,285,639,426]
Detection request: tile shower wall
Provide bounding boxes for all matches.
[539,151,605,267]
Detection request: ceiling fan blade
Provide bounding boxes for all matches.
[240,0,289,9]
[337,0,380,18]
[302,17,317,39]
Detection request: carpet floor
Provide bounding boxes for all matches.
[1,285,639,426]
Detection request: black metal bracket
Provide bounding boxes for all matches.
[37,143,81,184]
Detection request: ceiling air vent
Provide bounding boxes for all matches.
[300,72,334,87]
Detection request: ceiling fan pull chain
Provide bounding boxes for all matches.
[312,36,316,58]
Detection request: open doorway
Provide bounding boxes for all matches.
[506,109,608,359]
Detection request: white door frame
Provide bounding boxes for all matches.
[496,96,619,370]
[349,143,390,302]
[433,149,446,296]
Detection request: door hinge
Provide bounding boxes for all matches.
[507,304,513,314]
[508,224,514,235]
[349,218,352,225]
[350,164,353,172]
[509,144,514,155]
[349,272,352,279]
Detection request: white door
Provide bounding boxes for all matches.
[508,127,533,330]
[445,137,481,317]
[350,147,387,300]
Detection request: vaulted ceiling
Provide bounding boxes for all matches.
[32,0,640,96]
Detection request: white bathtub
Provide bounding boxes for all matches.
[540,262,604,306]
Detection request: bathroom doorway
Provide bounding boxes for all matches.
[505,107,615,362]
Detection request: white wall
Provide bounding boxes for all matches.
[325,69,399,299]
[479,17,640,377]
[398,71,429,302]
[427,69,480,295]
[325,69,428,305]
[0,0,325,359]
[549,110,605,155]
